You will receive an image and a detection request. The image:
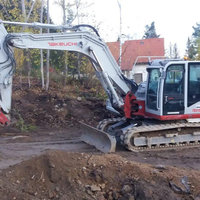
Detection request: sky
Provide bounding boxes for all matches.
[49,0,200,57]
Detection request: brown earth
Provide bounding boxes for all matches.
[0,78,200,199]
[1,150,200,200]
[10,78,110,130]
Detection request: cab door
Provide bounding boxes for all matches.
[163,64,185,115]
[146,68,161,111]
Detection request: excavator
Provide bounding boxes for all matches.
[1,20,200,153]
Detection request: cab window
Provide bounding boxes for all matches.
[188,63,200,106]
[147,68,160,110]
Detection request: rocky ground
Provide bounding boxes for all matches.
[1,150,200,200]
[0,77,200,200]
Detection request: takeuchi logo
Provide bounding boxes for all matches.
[192,108,200,112]
[48,42,78,46]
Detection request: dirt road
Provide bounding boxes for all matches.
[0,127,97,170]
[1,127,200,171]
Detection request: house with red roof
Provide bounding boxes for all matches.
[107,38,165,83]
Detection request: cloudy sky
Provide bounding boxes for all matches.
[50,0,200,57]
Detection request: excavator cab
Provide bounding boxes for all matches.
[146,60,200,121]
[163,64,184,115]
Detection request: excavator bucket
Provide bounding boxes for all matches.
[79,121,116,153]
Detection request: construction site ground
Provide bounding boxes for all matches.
[1,78,200,200]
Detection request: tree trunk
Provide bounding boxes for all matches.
[26,0,36,22]
[27,52,31,88]
[19,71,22,89]
[62,0,67,25]
[77,53,81,80]
[40,50,45,89]
[40,0,45,89]
[75,1,81,80]
[21,0,26,21]
[20,0,26,88]
[21,0,36,88]
[62,0,68,86]
[64,52,68,86]
[46,50,50,90]
[46,0,50,91]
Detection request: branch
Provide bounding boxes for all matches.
[1,2,12,19]
[21,0,27,21]
[26,0,36,22]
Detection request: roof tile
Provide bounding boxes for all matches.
[107,38,165,70]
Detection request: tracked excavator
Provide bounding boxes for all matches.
[1,20,200,153]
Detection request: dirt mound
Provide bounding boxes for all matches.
[11,78,110,130]
[0,150,200,200]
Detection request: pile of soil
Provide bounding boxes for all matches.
[2,77,200,200]
[0,150,200,200]
[11,78,110,130]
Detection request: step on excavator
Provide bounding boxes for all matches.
[1,20,200,153]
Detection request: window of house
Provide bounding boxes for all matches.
[133,73,143,84]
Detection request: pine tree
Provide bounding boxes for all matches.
[173,43,179,59]
[192,23,200,38]
[168,43,180,59]
[186,23,200,60]
[185,37,196,60]
[143,22,160,39]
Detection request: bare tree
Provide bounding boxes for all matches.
[55,0,99,82]
[61,0,69,85]
[21,0,26,21]
[169,43,173,58]
[21,0,37,88]
[26,1,36,22]
[46,0,50,91]
[20,0,27,88]
[173,43,179,59]
[55,0,73,85]
[169,43,180,59]
[75,0,81,80]
[68,0,90,80]
[40,0,45,89]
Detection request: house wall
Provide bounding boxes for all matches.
[123,70,131,78]
[132,64,148,83]
[123,64,148,84]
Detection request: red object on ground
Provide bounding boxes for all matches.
[0,111,9,125]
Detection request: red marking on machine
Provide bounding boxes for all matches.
[48,42,77,47]
[192,108,200,113]
[145,112,200,121]
[124,91,145,118]
[0,111,9,125]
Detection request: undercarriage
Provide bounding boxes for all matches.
[81,118,200,152]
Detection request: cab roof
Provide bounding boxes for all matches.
[149,59,183,67]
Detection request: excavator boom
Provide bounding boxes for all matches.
[0,20,132,151]
[0,21,132,113]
